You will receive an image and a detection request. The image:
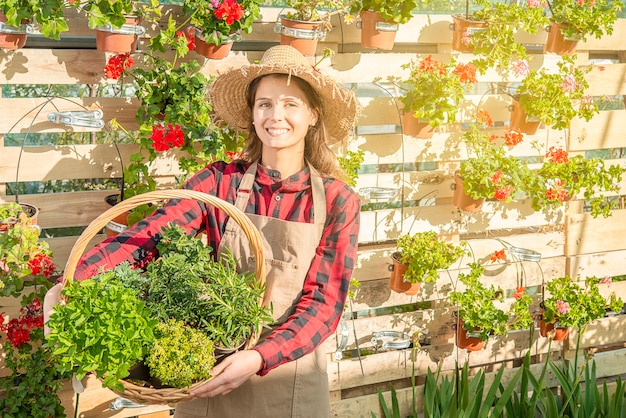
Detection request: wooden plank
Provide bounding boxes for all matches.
[1,191,111,229]
[564,209,626,255]
[567,249,626,279]
[580,20,626,52]
[569,110,626,151]
[328,331,559,392]
[45,234,109,272]
[584,63,626,97]
[0,143,183,183]
[0,97,139,133]
[566,315,626,350]
[57,375,173,418]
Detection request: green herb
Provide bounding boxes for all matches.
[146,319,215,388]
[45,274,157,392]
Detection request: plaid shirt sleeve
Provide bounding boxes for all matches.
[252,180,361,375]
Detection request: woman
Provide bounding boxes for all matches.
[45,45,360,417]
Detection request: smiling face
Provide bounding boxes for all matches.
[251,74,318,159]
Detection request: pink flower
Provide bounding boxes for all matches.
[600,276,612,287]
[561,74,577,93]
[513,59,530,77]
[556,300,570,315]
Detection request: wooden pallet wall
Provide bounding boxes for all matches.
[1,6,626,417]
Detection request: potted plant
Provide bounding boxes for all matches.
[347,0,417,50]
[399,55,477,138]
[539,275,622,341]
[46,223,272,399]
[390,231,467,295]
[81,0,161,52]
[513,55,598,131]
[456,115,534,210]
[275,0,346,55]
[103,28,244,230]
[0,297,70,416]
[183,0,262,57]
[0,203,55,301]
[544,0,624,55]
[0,0,70,49]
[449,263,509,351]
[451,0,549,73]
[527,146,625,218]
[527,147,625,218]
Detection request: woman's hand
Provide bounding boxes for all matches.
[190,350,264,397]
[43,282,63,336]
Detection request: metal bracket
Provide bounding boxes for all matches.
[47,110,104,128]
[0,21,34,35]
[94,23,146,36]
[194,28,242,43]
[359,187,398,200]
[510,246,541,262]
[374,21,399,32]
[356,20,399,32]
[109,397,145,410]
[273,23,326,40]
[334,320,349,360]
[371,330,411,350]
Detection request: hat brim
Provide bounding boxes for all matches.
[210,61,358,145]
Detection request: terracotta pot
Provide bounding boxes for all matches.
[195,29,233,59]
[0,13,30,50]
[456,318,485,351]
[539,317,569,341]
[544,21,580,56]
[389,252,421,296]
[402,111,434,139]
[452,174,484,212]
[104,193,129,238]
[0,202,39,231]
[450,14,487,53]
[95,16,142,53]
[359,11,398,50]
[509,99,540,135]
[278,16,324,56]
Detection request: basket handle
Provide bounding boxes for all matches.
[62,190,267,304]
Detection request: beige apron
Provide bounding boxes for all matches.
[175,162,330,418]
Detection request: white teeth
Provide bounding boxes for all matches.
[268,128,289,134]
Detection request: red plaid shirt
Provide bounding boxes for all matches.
[74,161,361,375]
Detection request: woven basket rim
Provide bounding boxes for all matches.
[61,189,267,405]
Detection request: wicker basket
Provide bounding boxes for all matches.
[61,190,267,405]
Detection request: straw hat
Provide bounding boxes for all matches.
[209,45,358,145]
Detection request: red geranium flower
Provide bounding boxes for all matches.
[104,53,134,80]
[151,124,185,151]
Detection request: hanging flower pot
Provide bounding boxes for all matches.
[389,252,421,296]
[538,316,569,341]
[104,193,129,238]
[358,11,398,50]
[509,99,540,135]
[275,16,325,56]
[95,16,145,53]
[544,21,580,56]
[0,13,33,50]
[194,28,234,60]
[0,202,39,231]
[402,111,434,139]
[452,173,484,212]
[450,14,487,53]
[456,318,485,351]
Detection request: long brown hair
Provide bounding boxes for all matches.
[241,74,345,179]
